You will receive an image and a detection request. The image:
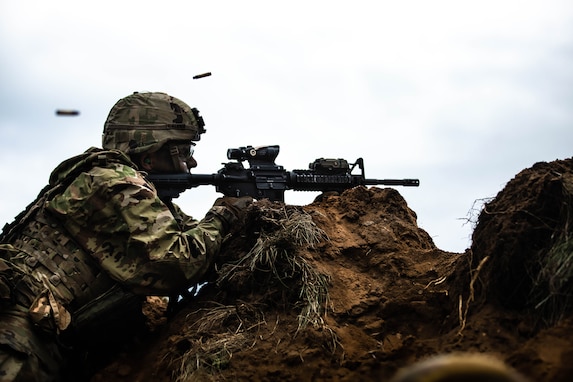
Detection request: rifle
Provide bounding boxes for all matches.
[147,145,419,202]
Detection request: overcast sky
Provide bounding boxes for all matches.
[1,0,572,253]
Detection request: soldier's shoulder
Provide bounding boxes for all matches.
[49,148,137,185]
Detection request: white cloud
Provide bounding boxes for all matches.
[1,0,572,252]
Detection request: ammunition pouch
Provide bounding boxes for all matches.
[66,285,145,347]
[73,285,142,333]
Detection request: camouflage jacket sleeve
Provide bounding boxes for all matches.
[46,162,229,295]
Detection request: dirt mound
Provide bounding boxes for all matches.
[471,159,573,319]
[91,158,573,382]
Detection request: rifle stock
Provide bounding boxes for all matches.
[147,145,419,202]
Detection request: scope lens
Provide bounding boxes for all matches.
[227,148,242,160]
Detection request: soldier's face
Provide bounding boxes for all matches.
[145,143,197,174]
[172,143,198,173]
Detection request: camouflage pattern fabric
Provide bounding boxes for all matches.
[0,147,235,380]
[45,148,230,294]
[0,306,64,382]
[102,92,206,154]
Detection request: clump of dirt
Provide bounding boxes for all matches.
[91,157,573,382]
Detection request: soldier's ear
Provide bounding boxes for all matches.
[141,155,153,170]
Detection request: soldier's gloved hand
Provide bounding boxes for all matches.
[214,196,253,211]
[211,196,253,232]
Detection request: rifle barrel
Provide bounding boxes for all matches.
[364,178,420,187]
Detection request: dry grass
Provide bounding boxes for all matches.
[532,175,573,325]
[219,206,331,331]
[172,333,250,382]
[296,257,331,332]
[166,302,265,381]
[533,236,573,324]
[190,301,266,334]
[169,205,333,381]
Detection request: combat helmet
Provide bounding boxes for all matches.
[102,92,206,154]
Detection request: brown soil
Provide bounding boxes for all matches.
[91,157,573,381]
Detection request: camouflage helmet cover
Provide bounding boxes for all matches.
[102,92,206,154]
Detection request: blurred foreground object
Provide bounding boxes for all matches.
[390,353,529,382]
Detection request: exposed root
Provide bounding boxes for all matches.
[458,255,489,336]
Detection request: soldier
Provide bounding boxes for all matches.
[0,92,252,381]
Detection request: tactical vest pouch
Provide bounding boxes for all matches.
[28,284,72,332]
[65,284,145,348]
[0,259,12,303]
[0,245,26,305]
[72,284,142,333]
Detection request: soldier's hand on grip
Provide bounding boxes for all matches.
[214,196,253,211]
[212,196,253,232]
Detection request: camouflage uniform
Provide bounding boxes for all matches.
[0,92,242,381]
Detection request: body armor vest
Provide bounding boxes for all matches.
[12,212,114,308]
[0,149,143,335]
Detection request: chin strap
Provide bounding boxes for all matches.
[168,144,185,173]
